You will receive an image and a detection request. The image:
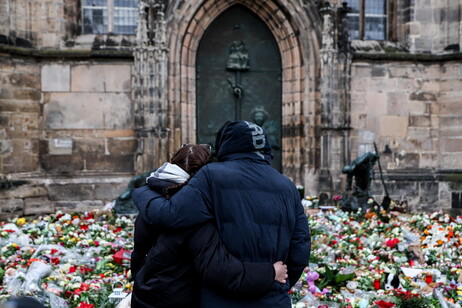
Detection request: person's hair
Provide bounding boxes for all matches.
[165,144,211,198]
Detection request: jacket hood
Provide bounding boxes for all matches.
[214,121,272,163]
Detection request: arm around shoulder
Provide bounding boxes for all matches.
[132,172,213,229]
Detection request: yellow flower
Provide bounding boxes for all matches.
[16,218,26,226]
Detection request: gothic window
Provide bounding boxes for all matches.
[344,0,388,40]
[82,0,138,35]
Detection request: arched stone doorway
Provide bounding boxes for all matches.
[196,5,282,170]
[165,0,322,187]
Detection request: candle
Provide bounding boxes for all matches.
[425,275,433,284]
[374,279,381,290]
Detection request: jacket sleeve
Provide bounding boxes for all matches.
[130,215,162,280]
[132,169,213,229]
[286,191,311,287]
[130,216,146,280]
[187,222,275,298]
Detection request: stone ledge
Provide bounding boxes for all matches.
[0,44,133,60]
[353,51,462,62]
[378,169,462,182]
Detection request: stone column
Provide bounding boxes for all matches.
[319,2,351,195]
[133,0,169,173]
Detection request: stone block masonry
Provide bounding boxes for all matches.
[0,57,137,220]
[1,0,462,218]
[350,58,462,212]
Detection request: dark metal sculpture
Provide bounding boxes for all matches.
[374,142,391,210]
[226,40,249,120]
[340,152,379,212]
[250,106,280,151]
[114,169,156,214]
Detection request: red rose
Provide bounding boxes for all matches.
[76,302,94,308]
[374,300,395,308]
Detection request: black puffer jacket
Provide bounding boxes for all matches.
[133,121,311,308]
[131,178,275,308]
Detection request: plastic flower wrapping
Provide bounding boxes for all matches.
[0,210,133,308]
[0,203,461,308]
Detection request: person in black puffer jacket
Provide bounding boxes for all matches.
[131,144,288,308]
[133,121,311,308]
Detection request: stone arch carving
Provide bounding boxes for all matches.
[165,0,321,186]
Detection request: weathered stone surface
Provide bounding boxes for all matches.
[42,33,59,48]
[420,153,438,168]
[441,138,462,152]
[420,182,439,196]
[13,89,41,100]
[440,115,462,128]
[441,127,462,137]
[73,138,105,153]
[440,79,462,92]
[0,100,40,113]
[395,153,420,169]
[370,66,387,77]
[365,91,387,115]
[9,73,40,88]
[409,115,431,127]
[440,154,462,166]
[106,138,138,155]
[386,181,419,196]
[48,138,73,155]
[0,198,24,220]
[0,140,11,155]
[379,116,408,137]
[44,93,132,129]
[4,114,39,139]
[24,198,55,215]
[2,140,39,173]
[71,65,131,92]
[48,184,95,201]
[439,100,462,115]
[84,153,135,173]
[40,155,84,174]
[409,91,437,101]
[0,185,48,199]
[93,183,129,201]
[55,200,104,212]
[41,64,70,92]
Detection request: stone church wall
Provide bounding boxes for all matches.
[0,57,137,219]
[400,0,461,53]
[350,57,462,211]
[1,0,461,217]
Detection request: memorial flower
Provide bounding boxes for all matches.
[0,204,461,307]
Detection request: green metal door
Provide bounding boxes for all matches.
[196,5,282,170]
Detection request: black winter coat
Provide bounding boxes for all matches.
[131,178,275,308]
[133,121,311,308]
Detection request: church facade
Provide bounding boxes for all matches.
[0,0,461,218]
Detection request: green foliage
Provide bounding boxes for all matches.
[395,296,432,308]
[316,264,355,292]
[393,290,437,308]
